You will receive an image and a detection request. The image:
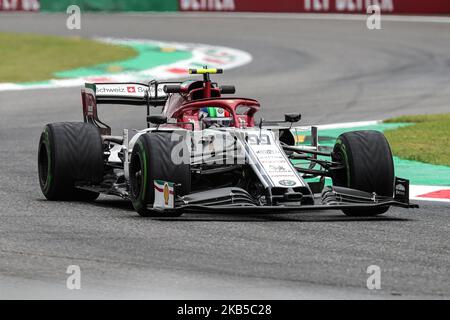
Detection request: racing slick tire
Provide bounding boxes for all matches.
[331,130,394,216]
[129,131,191,217]
[38,122,103,201]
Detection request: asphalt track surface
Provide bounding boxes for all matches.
[0,13,449,299]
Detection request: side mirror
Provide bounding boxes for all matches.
[164,85,181,93]
[285,113,301,123]
[220,85,236,94]
[147,115,167,125]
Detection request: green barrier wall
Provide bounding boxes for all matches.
[40,0,178,12]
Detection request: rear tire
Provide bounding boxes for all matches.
[331,130,394,216]
[129,131,191,217]
[38,122,104,201]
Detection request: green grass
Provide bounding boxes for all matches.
[0,33,137,82]
[384,113,450,167]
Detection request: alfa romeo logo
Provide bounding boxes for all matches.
[163,183,170,205]
[278,180,296,187]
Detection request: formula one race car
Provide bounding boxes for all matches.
[38,67,417,217]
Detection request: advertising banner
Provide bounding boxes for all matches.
[179,0,450,14]
[0,0,39,11]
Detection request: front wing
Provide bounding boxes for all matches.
[176,199,418,214]
[168,178,419,214]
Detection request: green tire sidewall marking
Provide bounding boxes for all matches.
[140,140,148,203]
[133,139,148,210]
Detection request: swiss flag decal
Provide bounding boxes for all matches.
[127,86,136,93]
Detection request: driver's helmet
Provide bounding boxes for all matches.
[199,107,233,128]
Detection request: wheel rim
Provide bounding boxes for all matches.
[38,139,50,191]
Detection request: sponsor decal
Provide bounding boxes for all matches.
[163,183,170,205]
[255,150,277,155]
[295,135,306,143]
[95,84,148,97]
[154,180,175,209]
[247,133,270,146]
[395,183,406,196]
[336,0,393,12]
[180,0,235,11]
[179,0,450,14]
[247,131,304,188]
[278,180,297,187]
[394,177,409,203]
[269,165,288,172]
[305,0,394,12]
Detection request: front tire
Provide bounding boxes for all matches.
[331,130,394,216]
[129,131,191,217]
[38,122,104,201]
